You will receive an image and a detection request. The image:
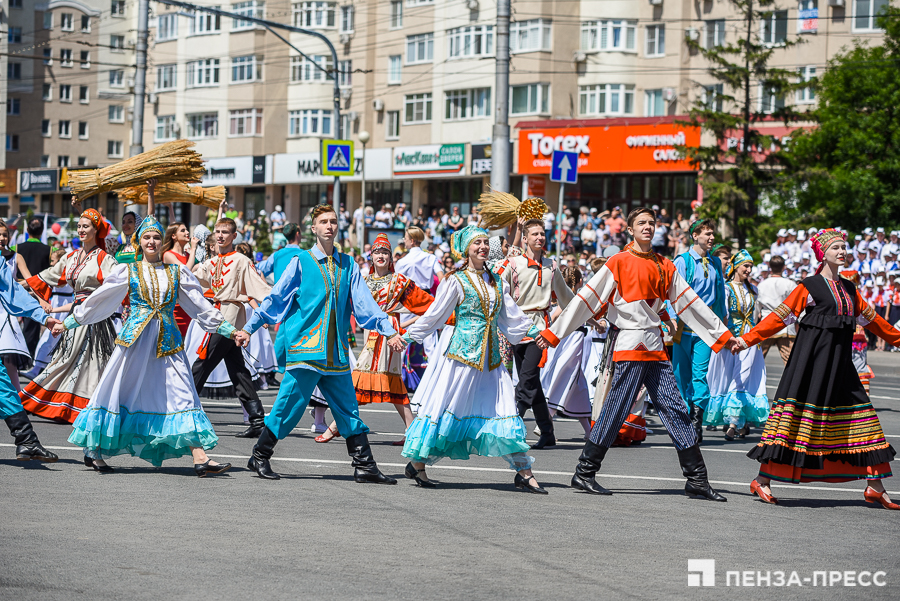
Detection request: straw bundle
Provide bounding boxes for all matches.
[117,182,225,210]
[68,140,205,202]
[477,187,549,230]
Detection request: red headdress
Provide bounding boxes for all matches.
[371,233,394,272]
[81,208,110,252]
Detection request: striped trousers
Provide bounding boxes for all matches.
[589,360,698,450]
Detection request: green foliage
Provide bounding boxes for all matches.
[299,212,317,250]
[255,215,273,255]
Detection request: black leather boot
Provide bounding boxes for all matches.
[570,440,612,495]
[5,411,58,463]
[677,444,727,502]
[346,433,397,484]
[236,399,266,438]
[530,400,556,449]
[247,426,280,480]
[689,404,704,443]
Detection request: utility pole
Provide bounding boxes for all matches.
[130,0,150,156]
[490,0,511,195]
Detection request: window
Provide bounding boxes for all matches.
[155,115,177,141]
[187,113,219,138]
[187,59,220,87]
[156,64,177,91]
[854,0,889,31]
[288,109,333,136]
[60,85,72,102]
[340,5,354,33]
[111,35,125,53]
[761,10,788,45]
[293,2,336,28]
[511,83,550,115]
[6,136,20,152]
[108,141,124,158]
[41,156,51,168]
[60,49,73,67]
[8,63,22,79]
[290,55,333,82]
[79,85,89,103]
[157,13,178,40]
[581,20,636,52]
[390,1,403,28]
[448,25,494,58]
[445,88,491,120]
[59,120,72,138]
[60,13,74,31]
[645,89,666,117]
[109,70,125,87]
[386,110,400,139]
[112,1,126,16]
[231,55,262,82]
[8,27,22,43]
[43,84,52,100]
[646,25,665,57]
[233,1,264,30]
[42,120,51,136]
[58,156,70,167]
[406,33,434,64]
[81,15,91,32]
[404,93,432,123]
[10,0,22,7]
[191,9,221,34]
[109,105,124,122]
[797,66,816,103]
[44,12,53,29]
[388,55,402,84]
[78,122,89,139]
[760,85,785,113]
[43,48,52,65]
[704,83,724,111]
[705,20,726,48]
[77,156,88,166]
[80,51,90,68]
[511,19,552,53]
[229,109,263,136]
[7,99,21,115]
[407,0,433,5]
[578,84,634,116]
[338,60,352,88]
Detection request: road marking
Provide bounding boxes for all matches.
[202,401,398,414]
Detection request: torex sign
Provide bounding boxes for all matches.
[517,122,700,175]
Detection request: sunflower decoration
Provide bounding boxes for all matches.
[477,187,549,231]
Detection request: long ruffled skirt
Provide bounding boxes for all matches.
[705,345,769,428]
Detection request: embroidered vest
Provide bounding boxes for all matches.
[273,246,304,282]
[116,263,183,357]
[677,250,727,327]
[446,271,503,372]
[726,281,757,336]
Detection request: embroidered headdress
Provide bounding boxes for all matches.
[451,225,489,262]
[81,208,111,252]
[725,249,754,280]
[372,233,392,253]
[810,228,846,262]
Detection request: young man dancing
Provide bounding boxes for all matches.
[537,208,739,501]
[496,218,574,449]
[235,204,406,482]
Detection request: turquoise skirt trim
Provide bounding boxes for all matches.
[401,411,531,464]
[68,406,218,467]
[703,391,770,428]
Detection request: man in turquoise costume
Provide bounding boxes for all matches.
[0,257,61,462]
[236,204,406,482]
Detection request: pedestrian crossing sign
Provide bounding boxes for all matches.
[322,140,355,176]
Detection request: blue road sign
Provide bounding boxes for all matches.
[322,140,354,176]
[550,150,578,184]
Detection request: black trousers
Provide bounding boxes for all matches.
[192,333,260,411]
[513,341,554,437]
[22,318,42,357]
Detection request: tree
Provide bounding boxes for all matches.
[255,216,273,256]
[679,0,809,249]
[773,7,900,233]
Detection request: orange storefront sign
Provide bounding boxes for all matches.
[517,122,700,175]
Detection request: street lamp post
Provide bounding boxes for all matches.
[358,130,369,254]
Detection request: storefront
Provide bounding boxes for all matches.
[516,117,701,220]
[392,143,482,216]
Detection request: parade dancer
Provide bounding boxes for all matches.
[704,250,769,440]
[536,208,738,500]
[191,216,270,438]
[0,257,60,462]
[401,226,547,493]
[0,220,33,392]
[737,229,899,509]
[496,217,574,449]
[235,204,403,483]
[318,233,434,445]
[672,219,727,442]
[56,216,236,476]
[21,208,118,423]
[25,249,73,379]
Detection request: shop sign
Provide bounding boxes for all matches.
[202,156,257,186]
[471,142,514,175]
[272,151,364,184]
[393,144,465,176]
[527,176,545,196]
[18,169,59,194]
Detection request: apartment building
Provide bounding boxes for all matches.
[2,0,891,230]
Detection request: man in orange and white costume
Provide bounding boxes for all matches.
[537,207,739,501]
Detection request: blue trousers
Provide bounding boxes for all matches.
[265,368,368,440]
[0,364,25,420]
[672,334,712,410]
[589,361,697,450]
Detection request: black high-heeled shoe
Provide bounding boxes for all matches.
[723,426,736,441]
[514,473,548,495]
[404,461,436,488]
[194,460,232,478]
[83,455,114,473]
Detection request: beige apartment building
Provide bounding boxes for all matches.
[2,0,891,232]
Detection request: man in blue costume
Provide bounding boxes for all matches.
[236,204,406,482]
[672,218,727,443]
[255,222,301,279]
[0,257,61,462]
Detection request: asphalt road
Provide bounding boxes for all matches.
[2,352,899,600]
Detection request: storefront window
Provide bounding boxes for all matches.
[424,179,484,215]
[300,184,333,214]
[244,188,266,222]
[365,181,412,212]
[563,173,697,218]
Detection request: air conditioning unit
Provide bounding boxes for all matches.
[573,51,587,63]
[340,87,352,100]
[649,0,663,5]
[339,33,351,45]
[349,111,359,122]
[663,87,676,102]
[373,98,384,111]
[148,92,158,105]
[127,77,135,90]
[466,0,479,10]
[828,0,844,5]
[685,27,700,41]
